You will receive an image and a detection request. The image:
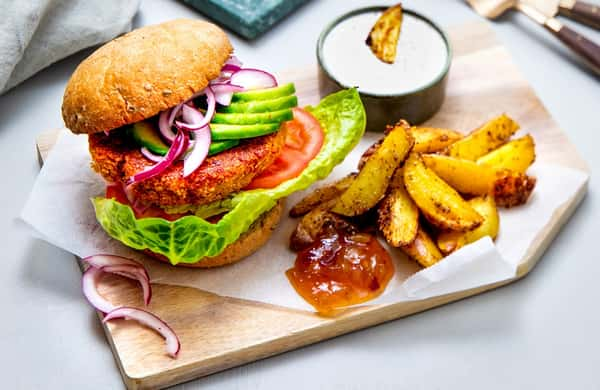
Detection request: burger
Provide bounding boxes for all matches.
[61,19,365,267]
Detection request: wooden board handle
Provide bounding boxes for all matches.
[560,1,600,30]
[546,20,600,74]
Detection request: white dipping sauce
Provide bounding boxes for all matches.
[322,11,449,95]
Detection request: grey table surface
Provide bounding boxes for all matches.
[2,0,599,388]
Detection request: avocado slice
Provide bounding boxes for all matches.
[211,109,293,125]
[208,139,240,156]
[219,95,298,114]
[128,121,169,155]
[211,123,281,140]
[232,83,296,102]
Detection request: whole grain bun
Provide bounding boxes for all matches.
[146,200,284,268]
[62,19,232,135]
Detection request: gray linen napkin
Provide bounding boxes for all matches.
[0,0,140,95]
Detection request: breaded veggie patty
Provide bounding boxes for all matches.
[89,127,286,207]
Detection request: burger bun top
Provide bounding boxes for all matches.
[62,19,232,135]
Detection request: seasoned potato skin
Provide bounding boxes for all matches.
[289,173,357,217]
[404,153,483,231]
[400,227,443,268]
[437,195,500,254]
[493,171,536,208]
[365,4,403,64]
[378,168,419,247]
[333,123,413,216]
[410,127,463,153]
[477,134,536,173]
[445,114,519,160]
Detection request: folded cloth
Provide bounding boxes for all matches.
[0,0,140,95]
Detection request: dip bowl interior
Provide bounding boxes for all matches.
[317,6,452,131]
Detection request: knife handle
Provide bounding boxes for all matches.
[559,1,600,30]
[545,18,600,74]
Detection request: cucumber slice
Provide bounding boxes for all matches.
[208,139,240,156]
[219,95,298,113]
[211,109,293,125]
[211,123,281,140]
[232,83,296,102]
[128,121,168,155]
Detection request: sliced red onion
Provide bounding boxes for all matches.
[127,131,188,184]
[158,108,178,143]
[175,87,215,131]
[82,267,117,314]
[141,147,164,163]
[230,69,277,90]
[82,254,147,276]
[211,83,244,106]
[221,64,241,73]
[103,307,181,358]
[102,265,152,306]
[183,127,211,177]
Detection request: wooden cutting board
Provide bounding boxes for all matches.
[36,21,589,390]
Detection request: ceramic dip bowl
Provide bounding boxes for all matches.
[317,6,451,131]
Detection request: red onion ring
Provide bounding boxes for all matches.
[127,131,188,184]
[140,147,164,163]
[101,264,152,306]
[175,87,215,131]
[103,307,181,358]
[221,64,241,73]
[230,68,277,90]
[183,127,211,177]
[82,267,117,314]
[158,108,178,143]
[211,83,244,106]
[82,255,148,278]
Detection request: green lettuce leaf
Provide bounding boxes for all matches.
[92,88,366,264]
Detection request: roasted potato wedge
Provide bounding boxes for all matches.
[422,154,497,195]
[358,120,410,170]
[410,127,463,153]
[289,207,357,252]
[289,173,357,217]
[437,195,500,254]
[401,227,443,268]
[378,168,419,247]
[404,153,483,231]
[333,124,413,216]
[477,134,536,173]
[493,171,536,208]
[446,114,520,160]
[365,4,403,64]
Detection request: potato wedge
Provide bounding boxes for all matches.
[333,124,413,216]
[422,154,497,195]
[446,114,520,160]
[365,4,403,64]
[477,134,536,173]
[358,120,410,170]
[289,207,357,252]
[410,127,463,153]
[437,195,500,254]
[493,171,536,208]
[401,227,443,268]
[289,173,357,217]
[378,168,419,247]
[404,153,483,231]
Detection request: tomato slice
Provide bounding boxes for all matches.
[246,107,324,189]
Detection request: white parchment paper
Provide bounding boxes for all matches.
[21,130,589,311]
